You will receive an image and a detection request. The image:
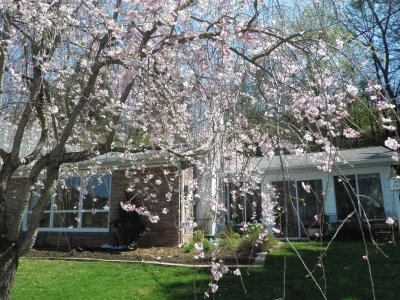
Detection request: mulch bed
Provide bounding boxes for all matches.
[24,246,256,266]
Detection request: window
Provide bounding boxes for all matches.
[334,173,384,220]
[334,175,356,220]
[297,180,324,231]
[272,179,324,237]
[272,181,299,237]
[225,183,262,224]
[23,174,111,232]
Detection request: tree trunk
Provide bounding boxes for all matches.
[0,238,19,300]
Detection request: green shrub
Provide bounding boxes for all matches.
[236,234,278,255]
[183,242,195,253]
[202,239,213,251]
[232,232,241,239]
[183,239,213,253]
[218,225,236,239]
[193,230,205,243]
[262,235,279,251]
[246,223,263,235]
[218,236,240,250]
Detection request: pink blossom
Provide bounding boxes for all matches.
[195,243,203,251]
[304,133,313,142]
[209,283,218,293]
[377,101,395,110]
[382,125,396,131]
[386,217,395,225]
[346,84,358,97]
[120,201,135,212]
[343,128,361,139]
[302,182,311,193]
[149,215,160,223]
[385,137,399,151]
[272,228,281,234]
[135,207,144,214]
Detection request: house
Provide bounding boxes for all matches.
[6,152,194,248]
[7,144,398,247]
[211,146,399,239]
[254,146,399,238]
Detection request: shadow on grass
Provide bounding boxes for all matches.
[12,241,400,300]
[159,241,400,300]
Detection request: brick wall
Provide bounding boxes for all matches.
[33,232,110,249]
[112,167,182,247]
[7,165,193,249]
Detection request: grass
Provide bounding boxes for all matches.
[13,241,400,299]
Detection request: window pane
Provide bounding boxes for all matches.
[357,174,385,219]
[83,175,111,209]
[297,180,324,234]
[227,184,245,223]
[82,212,108,228]
[272,181,299,237]
[53,212,78,228]
[247,188,263,223]
[334,175,357,220]
[227,182,262,224]
[56,177,81,210]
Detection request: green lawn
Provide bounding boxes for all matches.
[13,241,400,299]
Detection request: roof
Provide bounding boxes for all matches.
[251,146,394,172]
[76,151,175,170]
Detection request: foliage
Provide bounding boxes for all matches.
[218,224,277,256]
[193,230,205,243]
[202,239,213,252]
[182,242,196,254]
[183,232,213,253]
[237,233,278,255]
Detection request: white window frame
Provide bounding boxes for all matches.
[22,174,111,233]
[334,172,385,221]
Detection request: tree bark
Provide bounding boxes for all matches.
[0,238,19,300]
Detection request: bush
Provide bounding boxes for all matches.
[236,234,278,254]
[246,223,263,235]
[218,235,241,250]
[183,242,195,253]
[217,224,278,256]
[202,239,213,251]
[193,230,205,243]
[182,240,214,253]
[232,232,241,239]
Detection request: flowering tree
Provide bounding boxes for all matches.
[0,0,393,299]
